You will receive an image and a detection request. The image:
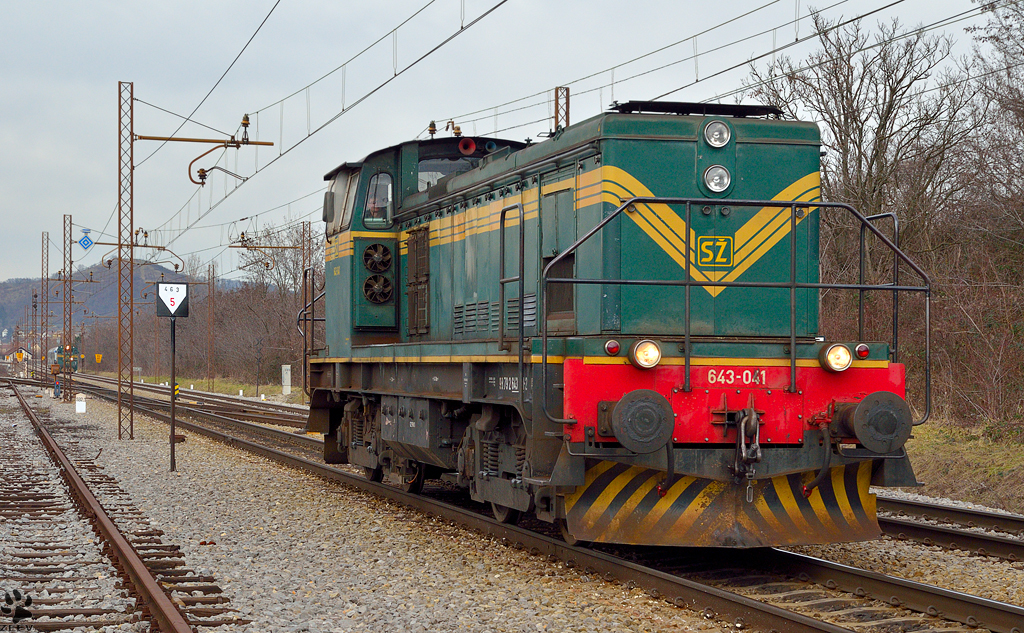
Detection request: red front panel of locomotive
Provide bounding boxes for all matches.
[561,359,906,445]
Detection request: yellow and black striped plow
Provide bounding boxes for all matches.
[563,460,880,547]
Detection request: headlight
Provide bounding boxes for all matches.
[704,121,731,147]
[819,343,853,372]
[703,165,731,193]
[629,340,662,369]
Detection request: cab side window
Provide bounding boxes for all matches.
[364,173,393,227]
[325,170,359,236]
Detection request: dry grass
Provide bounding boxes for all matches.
[903,420,1024,514]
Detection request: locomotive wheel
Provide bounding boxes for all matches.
[490,502,521,525]
[399,462,425,494]
[558,519,589,547]
[362,466,384,483]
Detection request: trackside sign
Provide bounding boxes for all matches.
[157,283,189,318]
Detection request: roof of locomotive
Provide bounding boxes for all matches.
[323,102,790,182]
[323,102,817,218]
[323,135,529,182]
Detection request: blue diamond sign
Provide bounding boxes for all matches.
[78,235,93,250]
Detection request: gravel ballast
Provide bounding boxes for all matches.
[29,386,1024,631]
[36,390,713,632]
[1,391,142,631]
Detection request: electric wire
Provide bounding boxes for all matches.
[701,0,1006,104]
[151,0,510,253]
[429,0,794,127]
[134,98,232,137]
[135,0,282,169]
[250,0,441,113]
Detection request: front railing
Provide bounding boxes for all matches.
[296,266,326,397]
[538,197,931,427]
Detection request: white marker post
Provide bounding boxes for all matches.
[157,283,189,472]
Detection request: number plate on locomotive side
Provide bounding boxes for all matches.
[706,368,767,386]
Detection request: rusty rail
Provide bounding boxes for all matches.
[7,381,194,633]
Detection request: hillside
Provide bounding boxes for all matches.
[0,263,225,342]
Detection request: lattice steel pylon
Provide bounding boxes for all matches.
[32,291,38,380]
[41,232,48,382]
[117,81,135,439]
[62,214,73,402]
[554,86,570,130]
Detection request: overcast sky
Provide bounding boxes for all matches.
[0,0,988,284]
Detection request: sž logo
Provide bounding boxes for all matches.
[1,589,32,624]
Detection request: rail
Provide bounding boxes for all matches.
[539,196,931,427]
[6,380,194,633]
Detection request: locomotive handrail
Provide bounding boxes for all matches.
[297,266,326,398]
[497,203,528,419]
[538,196,931,431]
[860,213,899,363]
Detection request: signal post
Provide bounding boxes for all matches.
[156,282,188,471]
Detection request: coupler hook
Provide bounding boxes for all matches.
[734,408,762,471]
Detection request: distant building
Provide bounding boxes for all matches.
[2,345,32,362]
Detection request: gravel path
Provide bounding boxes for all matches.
[36,390,712,633]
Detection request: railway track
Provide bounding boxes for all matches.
[77,373,307,428]
[63,377,1024,633]
[1,380,248,631]
[878,497,1024,562]
[73,374,1024,565]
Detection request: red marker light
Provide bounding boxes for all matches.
[604,340,621,355]
[855,344,870,359]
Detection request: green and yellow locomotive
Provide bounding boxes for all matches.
[305,101,930,547]
[48,344,80,373]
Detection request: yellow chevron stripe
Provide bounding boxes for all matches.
[858,460,876,516]
[562,462,879,546]
[602,166,821,297]
[803,471,842,537]
[666,479,725,535]
[564,460,620,513]
[831,465,860,528]
[605,472,662,535]
[638,475,698,531]
[773,473,815,533]
[580,465,646,527]
[753,487,789,535]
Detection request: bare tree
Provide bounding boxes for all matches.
[747,16,976,249]
[745,15,982,422]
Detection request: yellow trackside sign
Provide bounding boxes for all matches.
[16,352,24,362]
[95,354,102,364]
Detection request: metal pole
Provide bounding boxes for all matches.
[154,314,159,384]
[117,80,135,440]
[207,263,214,392]
[170,316,176,471]
[41,231,48,384]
